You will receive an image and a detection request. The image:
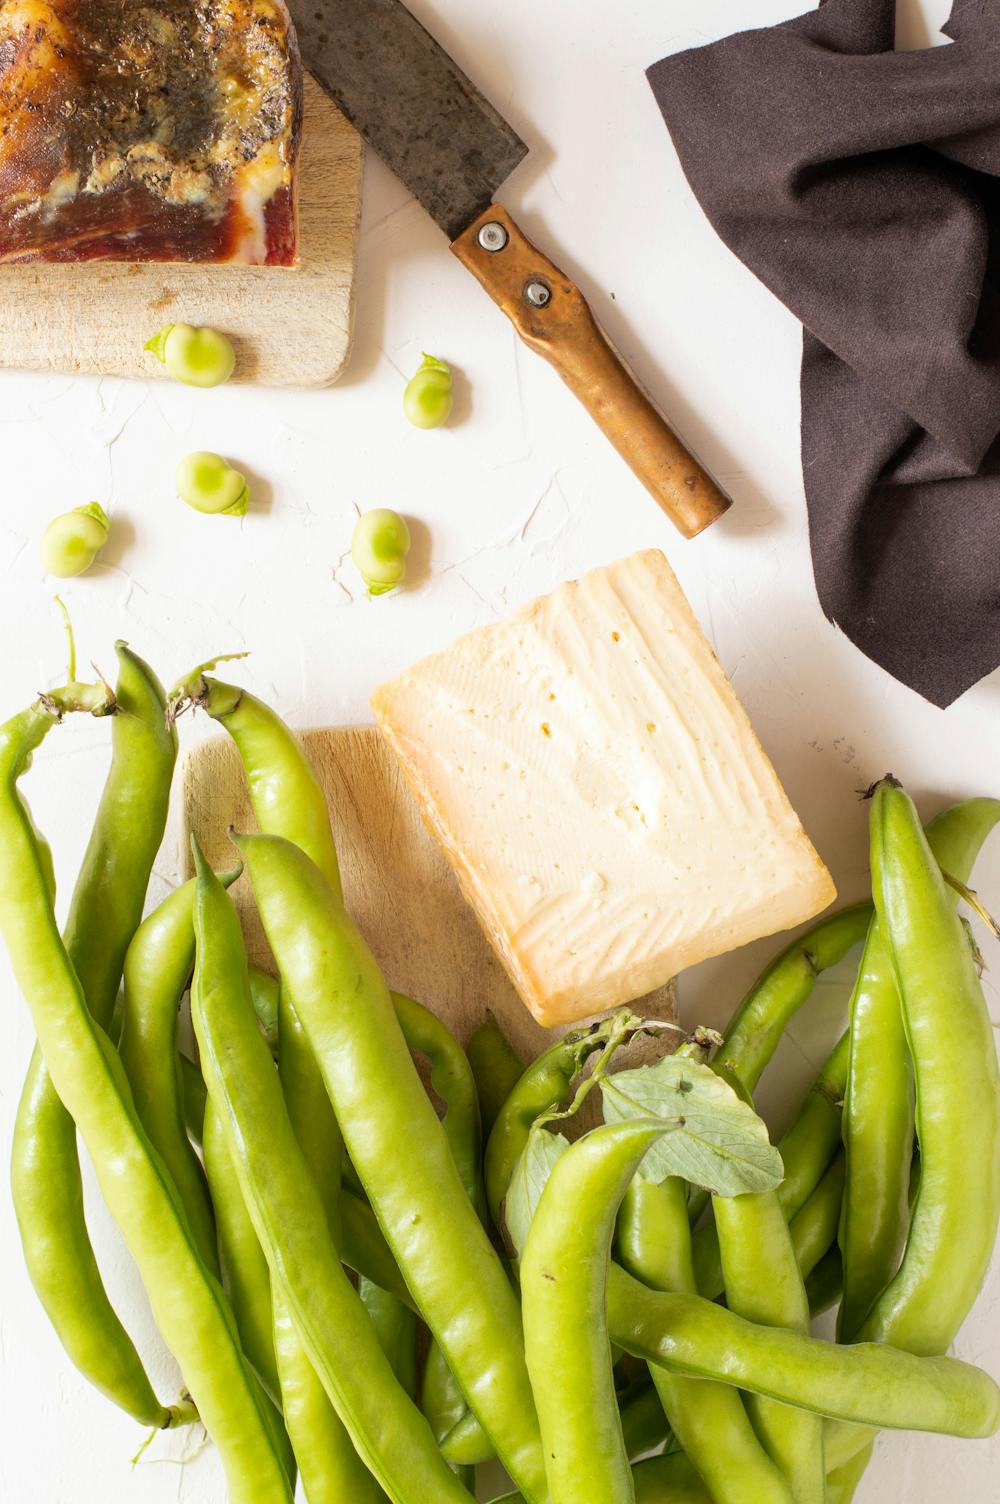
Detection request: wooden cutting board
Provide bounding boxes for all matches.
[0,75,363,389]
[179,725,677,1065]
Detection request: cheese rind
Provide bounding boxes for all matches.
[372,550,836,1028]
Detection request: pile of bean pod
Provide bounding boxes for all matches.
[1,645,998,1504]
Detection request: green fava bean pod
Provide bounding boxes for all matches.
[821,1426,872,1476]
[272,1287,382,1504]
[170,678,343,1208]
[448,1371,667,1473]
[828,796,1000,1473]
[61,645,178,1020]
[278,961,343,1229]
[839,797,1000,1342]
[0,693,294,1502]
[119,873,243,1276]
[173,668,385,1503]
[687,903,870,1228]
[485,1018,625,1232]
[338,1157,1000,1444]
[618,1171,793,1504]
[521,1120,673,1504]
[279,989,373,1504]
[618,1175,695,1293]
[276,992,383,1504]
[788,1151,845,1282]
[605,1264,1000,1438]
[858,782,1000,1355]
[190,845,471,1504]
[203,1096,281,1402]
[711,902,872,1093]
[777,1029,850,1220]
[180,1053,208,1144]
[194,1111,297,1493]
[446,1365,667,1473]
[630,1455,712,1504]
[467,1012,524,1138]
[393,990,486,1221]
[11,1045,178,1427]
[691,1033,850,1301]
[239,831,547,1504]
[439,1407,500,1471]
[805,1247,844,1319]
[491,1451,713,1504]
[360,1276,418,1400]
[523,1121,783,1504]
[393,990,485,1470]
[618,1383,672,1462]
[490,1031,797,1499]
[480,1020,996,1449]
[249,964,281,1051]
[340,1189,416,1309]
[439,1412,493,1469]
[650,1384,792,1504]
[423,1338,472,1444]
[170,670,343,895]
[714,1190,825,1503]
[12,645,180,1428]
[838,918,911,1343]
[825,1441,873,1504]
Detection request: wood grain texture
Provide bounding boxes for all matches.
[0,75,363,389]
[452,204,731,538]
[180,724,676,1067]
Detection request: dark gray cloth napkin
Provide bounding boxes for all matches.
[647,0,1000,707]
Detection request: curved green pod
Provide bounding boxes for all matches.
[12,646,179,1427]
[0,691,293,1502]
[239,830,546,1504]
[191,845,470,1504]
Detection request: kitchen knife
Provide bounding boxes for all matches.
[290,0,731,538]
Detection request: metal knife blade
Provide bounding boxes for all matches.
[288,0,528,241]
[291,0,731,536]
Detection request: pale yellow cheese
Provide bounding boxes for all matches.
[371,550,836,1028]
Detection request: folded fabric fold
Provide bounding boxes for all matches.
[648,0,1000,706]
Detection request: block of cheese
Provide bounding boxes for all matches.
[371,550,835,1027]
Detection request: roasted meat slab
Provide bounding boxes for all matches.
[0,0,302,264]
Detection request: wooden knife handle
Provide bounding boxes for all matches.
[452,204,731,538]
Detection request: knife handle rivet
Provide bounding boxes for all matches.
[524,280,551,308]
[477,220,509,252]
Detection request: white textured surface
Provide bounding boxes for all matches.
[0,1,996,1499]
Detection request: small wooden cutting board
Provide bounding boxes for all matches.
[0,75,363,389]
[179,725,677,1065]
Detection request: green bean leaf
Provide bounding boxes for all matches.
[505,1125,570,1256]
[600,1057,783,1196]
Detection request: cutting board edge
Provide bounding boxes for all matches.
[178,722,679,1063]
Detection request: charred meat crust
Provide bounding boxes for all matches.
[0,0,302,264]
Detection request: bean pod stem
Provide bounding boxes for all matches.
[688,904,871,1227]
